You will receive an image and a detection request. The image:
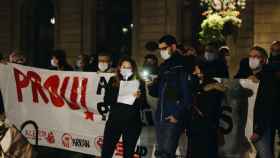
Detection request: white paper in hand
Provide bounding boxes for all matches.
[117,80,140,105]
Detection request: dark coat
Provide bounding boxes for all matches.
[254,55,280,135]
[148,53,193,123]
[190,78,224,158]
[204,59,229,78]
[191,78,224,132]
[104,76,147,125]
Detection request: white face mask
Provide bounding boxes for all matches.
[51,59,58,67]
[76,60,82,68]
[98,62,109,72]
[204,52,217,61]
[120,68,133,80]
[249,58,261,70]
[160,50,171,60]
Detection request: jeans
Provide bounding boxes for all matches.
[255,128,274,158]
[155,120,184,158]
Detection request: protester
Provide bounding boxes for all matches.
[234,46,268,82]
[251,41,280,158]
[142,54,159,82]
[219,46,230,66]
[203,43,229,78]
[185,46,197,57]
[96,53,115,73]
[101,57,147,158]
[189,60,224,158]
[49,49,73,71]
[145,41,158,54]
[8,51,27,65]
[149,35,192,158]
[177,45,197,74]
[83,53,98,72]
[75,54,90,71]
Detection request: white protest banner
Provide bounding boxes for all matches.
[1,63,113,156]
[2,64,276,158]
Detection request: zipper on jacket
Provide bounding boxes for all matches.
[160,82,167,122]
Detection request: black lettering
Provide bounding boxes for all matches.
[96,77,108,95]
[72,139,90,148]
[97,102,110,121]
[220,106,233,135]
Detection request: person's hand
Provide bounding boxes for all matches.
[248,75,259,83]
[147,77,158,85]
[165,115,178,124]
[133,91,141,98]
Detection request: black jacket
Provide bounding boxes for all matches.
[191,78,224,132]
[149,53,193,122]
[204,59,229,78]
[254,55,280,135]
[104,76,147,124]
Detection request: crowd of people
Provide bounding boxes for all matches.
[1,34,280,158]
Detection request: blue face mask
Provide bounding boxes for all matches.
[120,68,133,80]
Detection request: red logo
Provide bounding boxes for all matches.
[94,136,103,150]
[62,133,72,148]
[24,129,55,144]
[46,132,55,144]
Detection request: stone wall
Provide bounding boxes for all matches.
[254,0,280,50]
[0,0,13,56]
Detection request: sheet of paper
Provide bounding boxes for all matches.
[117,80,140,105]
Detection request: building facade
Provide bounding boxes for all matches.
[0,0,280,74]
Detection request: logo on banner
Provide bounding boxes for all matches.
[46,132,55,144]
[94,136,103,151]
[24,129,55,144]
[62,133,91,149]
[62,133,73,148]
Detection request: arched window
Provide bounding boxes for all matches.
[20,0,55,68]
[96,0,132,67]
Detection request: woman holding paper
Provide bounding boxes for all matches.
[101,57,147,158]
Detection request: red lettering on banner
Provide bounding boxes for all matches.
[13,68,91,112]
[27,71,49,104]
[69,77,80,110]
[14,68,30,102]
[114,141,140,158]
[115,142,124,156]
[60,77,70,99]
[81,78,88,109]
[44,75,64,107]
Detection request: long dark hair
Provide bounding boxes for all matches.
[113,57,140,87]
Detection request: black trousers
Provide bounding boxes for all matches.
[189,130,218,158]
[101,118,142,158]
